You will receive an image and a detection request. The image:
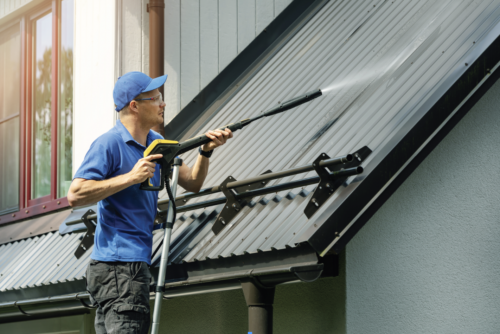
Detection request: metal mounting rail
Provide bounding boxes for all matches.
[161,153,353,208]
[66,153,353,226]
[65,147,370,229]
[65,147,371,257]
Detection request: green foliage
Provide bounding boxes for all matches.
[33,47,52,198]
[58,47,73,196]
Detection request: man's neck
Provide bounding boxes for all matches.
[120,116,150,147]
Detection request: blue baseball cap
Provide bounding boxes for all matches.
[113,71,168,111]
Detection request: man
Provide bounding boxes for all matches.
[67,71,232,334]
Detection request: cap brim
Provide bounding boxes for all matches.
[142,74,168,92]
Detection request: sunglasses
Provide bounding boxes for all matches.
[135,92,163,103]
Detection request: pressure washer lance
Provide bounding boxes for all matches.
[140,88,323,192]
[147,89,322,334]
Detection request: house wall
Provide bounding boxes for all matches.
[0,313,95,334]
[73,0,292,173]
[152,254,346,334]
[345,76,500,332]
[162,0,293,122]
[0,0,37,22]
[116,0,293,124]
[72,0,117,174]
[118,0,149,75]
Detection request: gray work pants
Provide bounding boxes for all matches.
[86,259,151,334]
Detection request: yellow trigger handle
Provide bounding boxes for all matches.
[142,139,179,189]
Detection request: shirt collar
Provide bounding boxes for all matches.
[115,119,155,149]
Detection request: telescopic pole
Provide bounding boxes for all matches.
[151,157,182,334]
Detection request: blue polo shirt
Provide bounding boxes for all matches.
[74,119,163,264]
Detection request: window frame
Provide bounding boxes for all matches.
[0,18,23,217]
[0,0,71,225]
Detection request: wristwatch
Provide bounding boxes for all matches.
[199,146,214,158]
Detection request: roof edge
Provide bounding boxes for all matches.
[332,61,500,255]
[305,20,500,255]
[156,244,326,286]
[0,279,86,304]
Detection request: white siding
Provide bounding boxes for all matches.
[73,0,117,175]
[218,0,237,71]
[180,0,200,109]
[0,0,36,21]
[200,0,218,88]
[117,0,149,77]
[256,0,274,33]
[164,0,181,121]
[164,0,293,122]
[121,0,144,74]
[237,0,256,52]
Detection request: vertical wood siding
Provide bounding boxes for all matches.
[0,0,35,20]
[200,0,218,88]
[121,0,143,74]
[218,0,237,71]
[180,0,200,109]
[164,0,181,119]
[164,0,293,122]
[118,0,150,76]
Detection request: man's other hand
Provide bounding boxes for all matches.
[202,128,233,151]
[128,154,163,183]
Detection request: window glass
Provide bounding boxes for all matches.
[0,25,20,214]
[58,0,74,197]
[33,12,52,199]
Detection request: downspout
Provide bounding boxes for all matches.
[242,279,275,334]
[149,0,165,137]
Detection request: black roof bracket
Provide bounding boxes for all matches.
[304,147,372,219]
[74,209,96,259]
[212,176,242,235]
[212,170,273,235]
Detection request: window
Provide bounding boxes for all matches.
[0,24,21,215]
[0,0,74,224]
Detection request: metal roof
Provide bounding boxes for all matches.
[2,0,500,294]
[0,232,88,291]
[158,0,500,261]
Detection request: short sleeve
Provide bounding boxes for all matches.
[73,136,118,181]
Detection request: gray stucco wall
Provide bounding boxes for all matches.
[346,78,500,333]
[153,254,346,334]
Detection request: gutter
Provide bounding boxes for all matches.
[0,262,325,324]
[0,293,92,324]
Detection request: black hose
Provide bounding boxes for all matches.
[151,177,177,262]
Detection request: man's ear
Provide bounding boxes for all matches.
[129,100,140,113]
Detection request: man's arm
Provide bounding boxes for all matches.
[177,128,232,193]
[67,154,163,207]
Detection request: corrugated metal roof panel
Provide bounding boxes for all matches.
[1,0,500,293]
[156,0,500,261]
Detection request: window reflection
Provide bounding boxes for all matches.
[0,25,20,214]
[58,0,74,197]
[33,12,52,199]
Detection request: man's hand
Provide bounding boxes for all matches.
[127,154,163,184]
[202,128,233,151]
